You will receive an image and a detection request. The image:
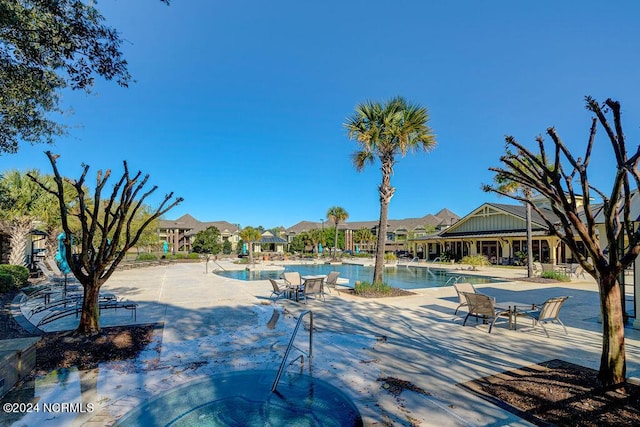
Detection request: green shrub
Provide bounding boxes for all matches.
[541,270,571,282]
[136,253,158,261]
[0,271,16,293]
[384,253,397,262]
[0,264,29,289]
[353,252,371,258]
[354,281,392,295]
[461,255,490,270]
[187,253,200,259]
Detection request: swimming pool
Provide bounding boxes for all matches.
[115,370,363,426]
[215,264,501,290]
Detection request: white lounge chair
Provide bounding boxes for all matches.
[36,261,65,283]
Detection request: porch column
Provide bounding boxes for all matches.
[499,240,509,262]
[468,240,478,256]
[173,228,179,253]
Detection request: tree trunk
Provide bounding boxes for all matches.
[373,201,388,284]
[76,279,102,334]
[526,202,533,277]
[8,219,32,266]
[373,160,395,284]
[598,273,626,386]
[334,223,339,260]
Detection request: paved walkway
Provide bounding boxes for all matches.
[11,260,640,426]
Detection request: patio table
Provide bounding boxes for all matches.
[499,301,537,330]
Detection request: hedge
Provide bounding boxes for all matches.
[0,264,30,292]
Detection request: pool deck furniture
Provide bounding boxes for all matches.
[298,277,325,303]
[323,271,341,295]
[515,296,570,337]
[36,261,66,283]
[269,278,291,302]
[461,292,511,333]
[453,282,477,315]
[36,298,137,327]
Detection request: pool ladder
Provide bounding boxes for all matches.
[271,310,313,392]
[444,275,463,286]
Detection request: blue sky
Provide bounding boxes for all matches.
[3,0,640,228]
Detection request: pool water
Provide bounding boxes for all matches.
[215,264,501,290]
[115,370,363,427]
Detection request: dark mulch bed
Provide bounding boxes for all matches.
[352,288,416,298]
[32,324,158,375]
[460,359,640,426]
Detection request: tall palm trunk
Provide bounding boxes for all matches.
[598,272,626,385]
[333,223,339,259]
[373,160,395,284]
[8,218,32,266]
[248,242,254,264]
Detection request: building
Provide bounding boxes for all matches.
[157,214,240,253]
[285,208,460,255]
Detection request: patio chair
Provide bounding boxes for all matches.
[516,296,570,337]
[453,282,477,315]
[269,279,290,302]
[569,264,586,280]
[324,271,341,295]
[282,271,302,288]
[462,292,511,333]
[299,277,325,303]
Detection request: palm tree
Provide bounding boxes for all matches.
[308,228,324,258]
[353,227,374,253]
[326,206,349,260]
[345,96,436,283]
[239,226,262,264]
[0,170,56,266]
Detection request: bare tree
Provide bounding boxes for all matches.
[29,152,182,334]
[484,98,639,387]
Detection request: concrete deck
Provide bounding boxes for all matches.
[11,260,640,426]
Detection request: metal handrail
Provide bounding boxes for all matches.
[271,310,313,392]
[444,275,463,286]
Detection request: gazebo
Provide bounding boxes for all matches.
[254,231,287,254]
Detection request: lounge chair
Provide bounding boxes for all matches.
[453,282,477,315]
[461,292,511,333]
[46,259,79,282]
[516,296,569,337]
[299,277,325,303]
[324,271,341,295]
[36,261,65,283]
[269,279,290,302]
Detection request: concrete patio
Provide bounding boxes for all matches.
[9,260,640,426]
